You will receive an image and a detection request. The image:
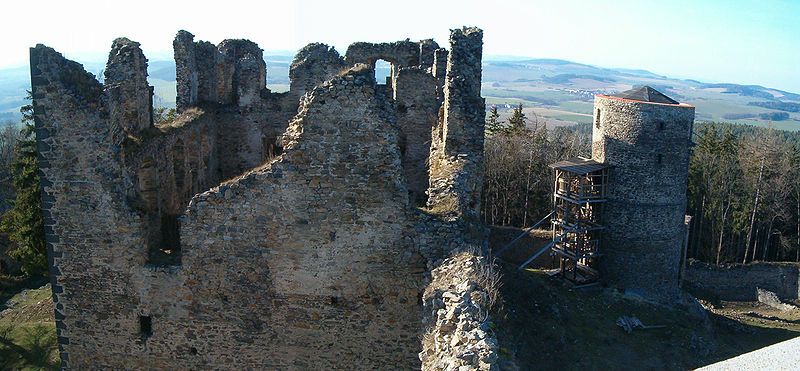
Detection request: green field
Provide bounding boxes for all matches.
[481,59,800,131]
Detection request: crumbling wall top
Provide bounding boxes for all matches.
[217,38,263,60]
[105,37,152,133]
[173,31,268,108]
[288,43,347,98]
[344,40,420,67]
[30,45,104,107]
[105,38,148,83]
[418,39,439,68]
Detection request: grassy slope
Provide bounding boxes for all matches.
[492,266,799,370]
[0,277,59,370]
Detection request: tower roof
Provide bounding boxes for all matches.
[610,86,679,105]
[550,158,610,175]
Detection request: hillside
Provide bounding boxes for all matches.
[482,59,800,131]
[1,56,798,131]
[0,277,59,369]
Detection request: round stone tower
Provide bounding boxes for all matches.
[591,86,695,302]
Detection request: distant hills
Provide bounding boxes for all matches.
[481,59,800,131]
[1,55,798,131]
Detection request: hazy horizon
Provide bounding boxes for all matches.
[2,0,799,92]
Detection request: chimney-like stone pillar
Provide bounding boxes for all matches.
[105,38,152,133]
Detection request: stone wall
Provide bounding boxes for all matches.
[125,109,219,264]
[420,251,501,370]
[175,66,426,369]
[31,45,114,368]
[428,27,485,221]
[395,67,439,206]
[105,38,152,134]
[173,30,198,112]
[684,260,800,301]
[289,43,347,99]
[174,32,355,180]
[418,39,440,69]
[173,31,265,176]
[592,95,695,303]
[431,48,449,103]
[345,40,420,67]
[33,26,490,369]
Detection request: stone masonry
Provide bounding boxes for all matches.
[592,91,695,303]
[684,260,800,301]
[31,27,494,369]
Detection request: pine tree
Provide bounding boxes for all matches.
[507,103,528,133]
[485,105,503,135]
[1,92,46,276]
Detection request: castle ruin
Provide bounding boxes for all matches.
[30,21,701,368]
[546,86,695,302]
[592,87,695,301]
[31,27,496,369]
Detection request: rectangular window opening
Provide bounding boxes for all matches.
[146,214,182,267]
[139,315,153,339]
[595,108,601,128]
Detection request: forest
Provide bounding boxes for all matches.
[481,104,800,264]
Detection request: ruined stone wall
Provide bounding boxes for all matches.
[428,27,485,221]
[344,39,439,99]
[173,31,277,177]
[174,32,266,108]
[168,67,427,368]
[31,44,144,368]
[684,260,800,301]
[105,38,152,134]
[289,43,347,99]
[432,48,449,103]
[32,52,429,367]
[34,25,489,369]
[418,39,440,69]
[592,95,695,302]
[173,31,198,111]
[420,251,500,370]
[414,29,497,369]
[345,40,420,67]
[31,43,230,367]
[395,67,439,206]
[175,34,354,179]
[125,109,219,263]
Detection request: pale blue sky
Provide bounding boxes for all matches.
[3,0,798,92]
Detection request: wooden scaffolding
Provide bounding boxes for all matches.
[549,158,610,284]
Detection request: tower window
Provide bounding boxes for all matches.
[656,154,663,164]
[657,121,665,131]
[139,315,153,339]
